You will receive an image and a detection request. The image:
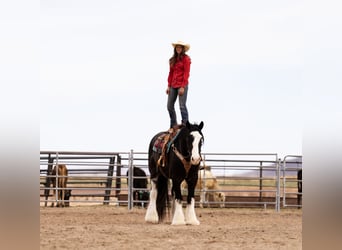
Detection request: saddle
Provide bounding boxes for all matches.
[153,124,183,167]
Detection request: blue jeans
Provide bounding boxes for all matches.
[167,86,189,128]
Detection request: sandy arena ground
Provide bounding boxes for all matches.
[40,205,302,250]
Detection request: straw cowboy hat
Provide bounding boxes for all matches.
[172,41,190,52]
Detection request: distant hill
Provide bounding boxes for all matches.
[235,159,302,178]
[214,158,302,178]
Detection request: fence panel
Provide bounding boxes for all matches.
[41,151,302,211]
[282,155,302,208]
[40,151,130,206]
[199,153,280,211]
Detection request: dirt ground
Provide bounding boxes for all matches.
[40,206,302,250]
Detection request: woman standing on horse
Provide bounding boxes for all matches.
[166,41,191,129]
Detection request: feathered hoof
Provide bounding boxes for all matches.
[186,219,200,226]
[145,207,159,224]
[171,220,186,226]
[145,213,159,224]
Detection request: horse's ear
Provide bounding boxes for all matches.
[199,121,204,130]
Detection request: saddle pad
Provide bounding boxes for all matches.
[152,129,181,154]
[152,133,167,153]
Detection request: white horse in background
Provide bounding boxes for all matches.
[197,168,226,208]
[182,167,226,208]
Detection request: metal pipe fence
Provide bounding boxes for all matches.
[282,155,302,208]
[40,151,301,211]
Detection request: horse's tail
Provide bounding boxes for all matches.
[156,173,169,221]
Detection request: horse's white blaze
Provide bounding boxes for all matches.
[145,182,158,223]
[190,131,202,165]
[171,199,186,225]
[185,198,200,225]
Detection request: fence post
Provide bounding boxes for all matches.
[54,152,59,205]
[115,155,121,197]
[259,161,263,202]
[128,150,134,210]
[276,157,281,212]
[103,156,115,205]
[44,154,54,207]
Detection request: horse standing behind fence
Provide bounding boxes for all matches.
[182,168,226,208]
[51,164,69,207]
[145,121,204,225]
[297,169,302,208]
[126,166,149,208]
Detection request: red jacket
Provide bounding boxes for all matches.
[168,55,191,88]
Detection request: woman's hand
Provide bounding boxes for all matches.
[166,87,170,95]
[178,87,184,96]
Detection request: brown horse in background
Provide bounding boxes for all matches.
[51,164,69,207]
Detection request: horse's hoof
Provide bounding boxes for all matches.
[145,218,159,224]
[171,221,186,226]
[145,212,159,224]
[186,220,200,225]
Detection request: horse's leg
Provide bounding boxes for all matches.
[133,190,138,207]
[219,192,226,208]
[199,190,205,208]
[57,188,62,207]
[206,190,211,208]
[56,183,61,207]
[51,188,55,207]
[56,190,60,207]
[171,180,186,225]
[61,190,65,207]
[58,179,64,207]
[221,192,226,208]
[145,179,159,223]
[185,180,200,225]
[61,179,66,207]
[56,179,61,207]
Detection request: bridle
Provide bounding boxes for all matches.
[171,130,203,176]
[171,143,192,175]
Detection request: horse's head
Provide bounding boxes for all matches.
[184,121,204,165]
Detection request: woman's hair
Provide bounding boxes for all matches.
[169,46,186,66]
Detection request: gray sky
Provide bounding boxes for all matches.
[40,0,304,158]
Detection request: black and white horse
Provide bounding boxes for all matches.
[145,121,204,225]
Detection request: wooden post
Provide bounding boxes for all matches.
[259,161,263,202]
[115,155,122,197]
[44,154,54,207]
[103,156,115,205]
